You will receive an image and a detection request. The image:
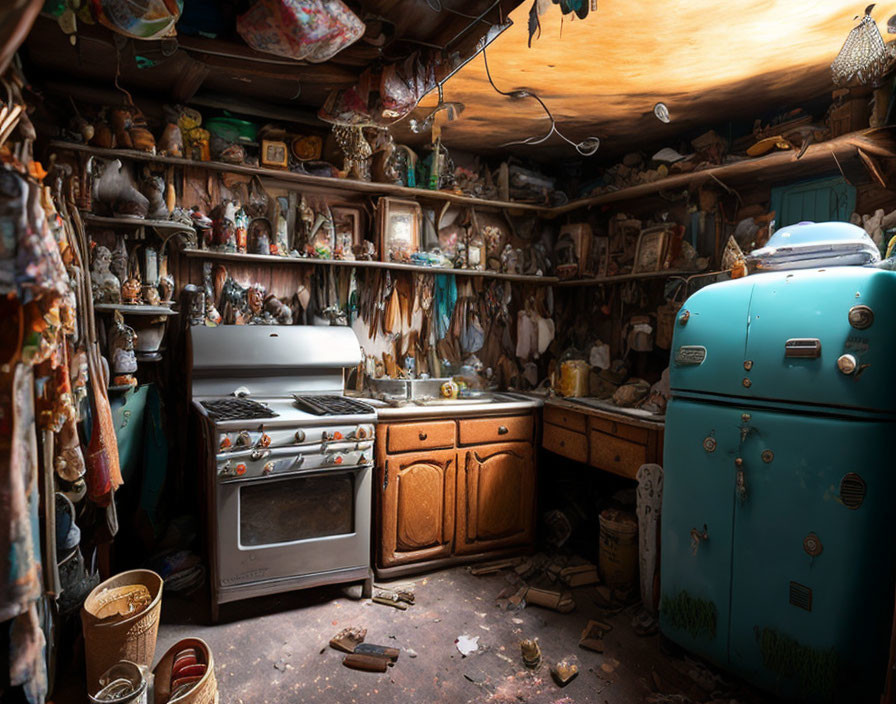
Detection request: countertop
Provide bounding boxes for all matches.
[544,396,665,429]
[362,392,544,421]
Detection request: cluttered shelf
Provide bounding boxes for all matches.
[48,140,554,215]
[554,268,710,287]
[554,127,896,214]
[93,303,178,316]
[177,248,560,284]
[83,213,194,234]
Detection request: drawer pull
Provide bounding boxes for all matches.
[419,432,428,441]
[498,426,509,435]
[614,455,621,462]
[559,440,565,447]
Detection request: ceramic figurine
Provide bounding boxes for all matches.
[141,283,161,307]
[158,274,175,305]
[272,211,289,257]
[332,125,372,181]
[90,245,121,304]
[235,207,248,254]
[205,297,222,326]
[140,175,168,219]
[264,295,293,325]
[210,201,237,252]
[109,311,138,386]
[158,123,183,157]
[183,284,205,326]
[353,240,376,261]
[247,283,266,322]
[501,244,522,274]
[248,217,272,255]
[121,277,142,304]
[110,238,128,287]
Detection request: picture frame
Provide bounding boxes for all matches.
[377,197,421,263]
[633,225,670,273]
[583,236,609,278]
[557,223,592,276]
[261,140,288,169]
[608,216,641,275]
[330,204,363,260]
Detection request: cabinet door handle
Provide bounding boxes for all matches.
[614,455,621,462]
[498,426,509,435]
[559,440,565,447]
[419,432,428,441]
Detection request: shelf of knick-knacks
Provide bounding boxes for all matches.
[83,214,195,235]
[178,248,560,284]
[49,140,553,215]
[93,303,178,316]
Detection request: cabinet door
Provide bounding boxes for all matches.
[379,449,456,567]
[455,442,535,555]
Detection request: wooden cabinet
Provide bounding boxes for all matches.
[455,442,535,555]
[379,449,455,567]
[541,401,664,480]
[375,412,537,576]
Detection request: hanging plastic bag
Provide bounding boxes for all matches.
[237,0,364,63]
[90,0,183,40]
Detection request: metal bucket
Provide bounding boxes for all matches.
[598,509,639,590]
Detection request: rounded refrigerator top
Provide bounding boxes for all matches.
[746,221,880,271]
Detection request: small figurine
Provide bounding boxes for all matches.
[140,175,168,219]
[353,240,377,261]
[121,277,142,304]
[90,245,121,304]
[109,311,138,386]
[158,273,175,305]
[247,283,266,322]
[264,295,293,325]
[110,237,128,286]
[142,283,161,307]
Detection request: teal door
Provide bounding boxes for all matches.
[770,177,856,228]
[728,409,896,702]
[660,398,740,666]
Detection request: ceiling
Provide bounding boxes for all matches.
[396,0,896,160]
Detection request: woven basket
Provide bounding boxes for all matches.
[153,637,218,704]
[82,570,163,693]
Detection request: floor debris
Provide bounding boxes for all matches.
[354,643,400,662]
[343,652,392,672]
[520,639,542,669]
[579,619,613,653]
[551,657,579,687]
[525,586,575,613]
[329,626,367,653]
[456,634,480,656]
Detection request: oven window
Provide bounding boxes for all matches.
[239,474,354,547]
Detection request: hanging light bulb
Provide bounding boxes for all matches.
[831,4,895,86]
[654,102,671,123]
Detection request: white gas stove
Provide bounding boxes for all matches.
[189,325,375,618]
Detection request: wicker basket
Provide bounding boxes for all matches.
[153,637,218,704]
[82,570,163,693]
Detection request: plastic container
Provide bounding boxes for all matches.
[598,509,639,590]
[746,221,880,271]
[81,570,163,692]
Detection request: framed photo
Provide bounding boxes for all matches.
[261,140,288,169]
[330,205,363,260]
[583,236,609,277]
[378,198,421,263]
[633,225,669,273]
[608,216,641,275]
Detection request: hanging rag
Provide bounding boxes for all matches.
[434,274,457,340]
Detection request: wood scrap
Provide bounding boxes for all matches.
[560,564,600,588]
[343,653,390,672]
[354,643,400,662]
[579,619,613,653]
[469,556,526,576]
[329,626,366,654]
[525,586,575,613]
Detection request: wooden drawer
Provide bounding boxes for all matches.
[589,416,649,444]
[387,421,456,453]
[542,423,588,463]
[589,430,647,479]
[458,415,533,446]
[543,406,586,433]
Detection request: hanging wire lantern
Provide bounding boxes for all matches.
[831,4,895,86]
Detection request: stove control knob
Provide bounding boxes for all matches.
[294,430,306,443]
[235,463,247,476]
[848,305,874,330]
[236,430,252,447]
[218,461,235,478]
[354,426,370,440]
[328,454,344,466]
[250,448,271,461]
[219,436,233,451]
[263,461,275,476]
[837,354,857,375]
[256,432,271,448]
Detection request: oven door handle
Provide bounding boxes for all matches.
[217,463,370,485]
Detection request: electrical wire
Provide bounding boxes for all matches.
[481,45,600,156]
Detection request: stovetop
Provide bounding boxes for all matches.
[200,398,280,422]
[195,394,378,430]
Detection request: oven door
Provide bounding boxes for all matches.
[215,463,371,589]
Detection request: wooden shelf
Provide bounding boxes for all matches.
[48,140,552,214]
[84,213,195,234]
[179,248,559,283]
[554,269,706,286]
[553,127,896,214]
[94,303,178,316]
[107,384,136,393]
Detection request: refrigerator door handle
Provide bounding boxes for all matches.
[784,338,822,358]
[689,524,709,555]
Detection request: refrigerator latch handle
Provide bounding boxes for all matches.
[785,338,822,358]
[690,524,709,555]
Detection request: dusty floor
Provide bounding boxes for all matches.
[125,566,776,704]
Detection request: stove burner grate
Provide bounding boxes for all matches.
[293,395,374,416]
[200,398,278,421]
